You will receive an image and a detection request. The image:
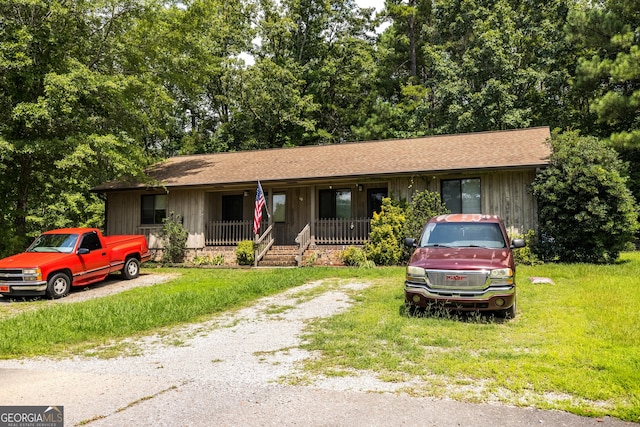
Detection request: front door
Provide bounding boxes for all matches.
[272,193,287,244]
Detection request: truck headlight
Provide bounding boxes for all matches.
[406,266,426,281]
[23,268,42,281]
[490,268,513,278]
[489,268,513,284]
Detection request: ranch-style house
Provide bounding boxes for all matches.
[94,126,551,265]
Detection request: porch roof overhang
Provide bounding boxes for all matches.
[93,127,551,192]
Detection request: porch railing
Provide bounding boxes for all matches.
[294,223,311,266]
[206,220,265,245]
[254,224,274,266]
[204,218,371,247]
[314,218,370,245]
[137,225,162,249]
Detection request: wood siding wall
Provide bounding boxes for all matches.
[104,168,538,249]
[389,170,538,235]
[106,191,141,236]
[169,189,205,248]
[106,189,205,249]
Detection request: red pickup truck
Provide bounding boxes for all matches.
[0,228,151,299]
[404,214,525,317]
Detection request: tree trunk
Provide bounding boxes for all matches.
[409,0,417,79]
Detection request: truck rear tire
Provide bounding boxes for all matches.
[122,257,140,280]
[46,272,71,299]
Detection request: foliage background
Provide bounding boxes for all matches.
[1,0,639,256]
[532,131,639,263]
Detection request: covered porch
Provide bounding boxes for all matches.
[203,217,371,266]
[204,218,371,247]
[201,181,386,265]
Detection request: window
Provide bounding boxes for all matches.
[441,178,481,214]
[319,189,352,219]
[273,194,286,222]
[367,187,388,217]
[222,195,243,221]
[141,194,167,225]
[27,234,77,254]
[419,222,506,249]
[79,232,102,251]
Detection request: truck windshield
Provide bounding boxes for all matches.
[419,222,506,249]
[27,234,79,253]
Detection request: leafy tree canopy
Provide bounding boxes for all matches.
[0,0,167,254]
[569,0,640,147]
[1,0,639,260]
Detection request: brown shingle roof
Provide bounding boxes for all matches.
[95,127,551,191]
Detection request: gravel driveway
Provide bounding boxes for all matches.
[0,274,634,426]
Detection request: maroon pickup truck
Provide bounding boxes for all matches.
[0,228,151,299]
[404,214,525,317]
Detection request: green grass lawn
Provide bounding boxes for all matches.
[0,267,390,358]
[1,255,639,422]
[299,252,640,422]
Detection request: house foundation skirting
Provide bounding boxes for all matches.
[151,244,366,267]
[303,244,364,266]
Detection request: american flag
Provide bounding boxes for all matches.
[253,181,266,235]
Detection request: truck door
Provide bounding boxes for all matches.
[76,231,110,284]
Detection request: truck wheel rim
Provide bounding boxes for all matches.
[53,278,67,295]
[127,262,138,276]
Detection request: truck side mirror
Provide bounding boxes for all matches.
[511,238,526,249]
[76,248,90,255]
[404,237,417,248]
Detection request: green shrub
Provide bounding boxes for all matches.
[359,259,376,269]
[340,246,368,267]
[403,189,449,261]
[532,131,639,263]
[303,252,317,267]
[235,240,255,265]
[192,253,225,266]
[404,190,450,240]
[159,212,188,263]
[511,229,542,266]
[365,198,405,266]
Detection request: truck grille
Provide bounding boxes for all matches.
[0,269,29,282]
[426,270,488,289]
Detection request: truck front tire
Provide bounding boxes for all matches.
[122,257,140,280]
[46,272,71,299]
[500,299,517,319]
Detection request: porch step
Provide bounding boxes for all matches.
[258,245,298,267]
